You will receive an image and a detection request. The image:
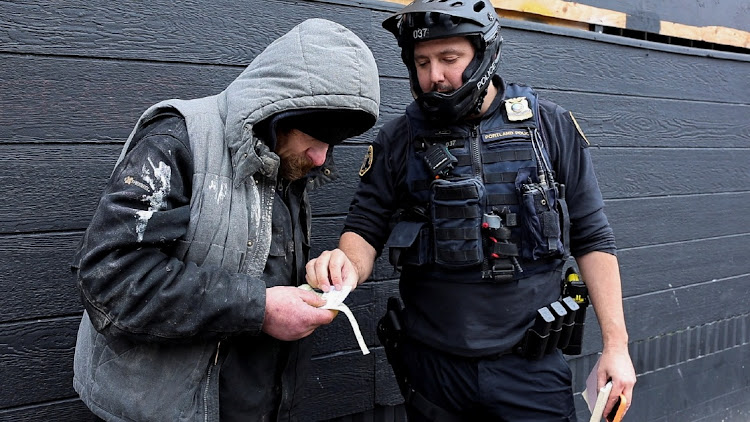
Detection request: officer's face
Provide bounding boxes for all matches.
[413,36,475,94]
[275,128,329,181]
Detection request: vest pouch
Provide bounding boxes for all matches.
[385,221,431,268]
[516,169,565,260]
[430,177,485,268]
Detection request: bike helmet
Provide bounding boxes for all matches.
[383,0,502,123]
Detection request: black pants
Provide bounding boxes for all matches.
[401,340,577,421]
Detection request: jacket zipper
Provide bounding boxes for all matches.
[470,124,482,178]
[204,340,221,422]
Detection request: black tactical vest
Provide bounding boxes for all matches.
[387,82,569,281]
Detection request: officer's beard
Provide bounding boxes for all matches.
[279,152,315,181]
[433,82,455,93]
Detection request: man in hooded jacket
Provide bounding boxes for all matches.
[71,18,380,422]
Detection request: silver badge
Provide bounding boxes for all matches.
[504,97,533,121]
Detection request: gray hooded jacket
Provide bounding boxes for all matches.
[73,18,379,422]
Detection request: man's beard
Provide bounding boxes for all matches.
[434,82,454,93]
[279,152,316,181]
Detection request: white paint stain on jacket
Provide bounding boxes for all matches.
[135,157,172,242]
[208,178,228,203]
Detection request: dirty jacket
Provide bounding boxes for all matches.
[72,18,379,422]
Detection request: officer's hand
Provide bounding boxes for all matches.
[598,346,636,418]
[261,286,336,341]
[305,248,359,292]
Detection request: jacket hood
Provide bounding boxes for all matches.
[219,18,380,175]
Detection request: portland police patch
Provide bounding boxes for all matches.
[359,145,373,177]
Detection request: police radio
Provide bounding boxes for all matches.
[422,143,457,178]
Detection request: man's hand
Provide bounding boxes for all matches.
[598,345,636,418]
[305,248,359,292]
[261,286,336,341]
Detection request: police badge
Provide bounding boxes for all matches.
[504,97,533,121]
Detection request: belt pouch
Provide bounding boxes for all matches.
[386,221,429,268]
[521,307,555,360]
[557,297,579,349]
[544,301,567,354]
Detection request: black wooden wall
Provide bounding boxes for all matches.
[1,0,749,421]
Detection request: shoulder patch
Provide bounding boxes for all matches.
[504,97,533,121]
[359,145,374,177]
[569,112,590,146]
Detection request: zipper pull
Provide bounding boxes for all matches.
[214,341,222,365]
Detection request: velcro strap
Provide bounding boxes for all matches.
[484,172,518,184]
[492,242,519,257]
[456,150,532,167]
[541,211,560,237]
[435,227,477,240]
[482,149,533,164]
[434,207,482,219]
[433,184,479,200]
[437,248,481,262]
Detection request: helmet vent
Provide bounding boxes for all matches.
[473,1,485,12]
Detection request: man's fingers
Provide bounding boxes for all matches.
[306,249,356,292]
[320,249,348,290]
[298,289,326,307]
[306,252,333,291]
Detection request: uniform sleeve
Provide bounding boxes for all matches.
[342,117,409,254]
[74,116,266,342]
[539,101,617,257]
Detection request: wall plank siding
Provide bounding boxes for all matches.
[1,0,748,420]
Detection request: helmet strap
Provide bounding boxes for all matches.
[471,86,489,116]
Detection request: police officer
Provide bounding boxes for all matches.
[307,1,635,420]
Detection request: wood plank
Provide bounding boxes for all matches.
[0,144,119,233]
[493,0,627,28]
[538,90,750,149]
[0,318,79,408]
[0,54,400,144]
[500,29,750,104]
[581,275,750,352]
[591,148,750,199]
[0,0,397,70]
[0,233,83,324]
[0,55,237,143]
[617,234,750,297]
[659,20,750,49]
[605,192,750,248]
[0,399,97,422]
[569,0,750,33]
